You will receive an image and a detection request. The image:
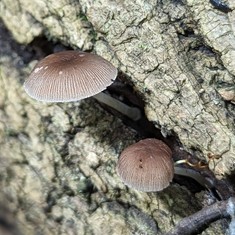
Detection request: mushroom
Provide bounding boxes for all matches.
[117,138,174,192]
[24,50,141,120]
[117,138,213,192]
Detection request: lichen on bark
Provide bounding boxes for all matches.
[0,0,234,234]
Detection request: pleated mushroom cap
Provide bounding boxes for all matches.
[24,51,117,102]
[117,138,174,192]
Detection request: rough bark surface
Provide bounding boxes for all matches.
[0,0,235,234]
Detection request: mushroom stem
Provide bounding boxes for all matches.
[174,166,214,189]
[93,92,141,121]
[174,159,188,165]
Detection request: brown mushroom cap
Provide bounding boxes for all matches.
[24,51,117,102]
[116,138,174,192]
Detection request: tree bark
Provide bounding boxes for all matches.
[0,0,235,234]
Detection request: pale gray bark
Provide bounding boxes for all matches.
[0,0,234,234]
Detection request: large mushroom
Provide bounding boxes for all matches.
[24,50,141,120]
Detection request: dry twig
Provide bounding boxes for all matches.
[165,197,235,235]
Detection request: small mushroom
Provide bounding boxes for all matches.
[117,138,214,192]
[24,50,141,120]
[116,138,174,192]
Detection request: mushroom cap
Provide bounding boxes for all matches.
[116,138,174,192]
[24,51,117,102]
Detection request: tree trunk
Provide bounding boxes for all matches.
[0,0,234,234]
